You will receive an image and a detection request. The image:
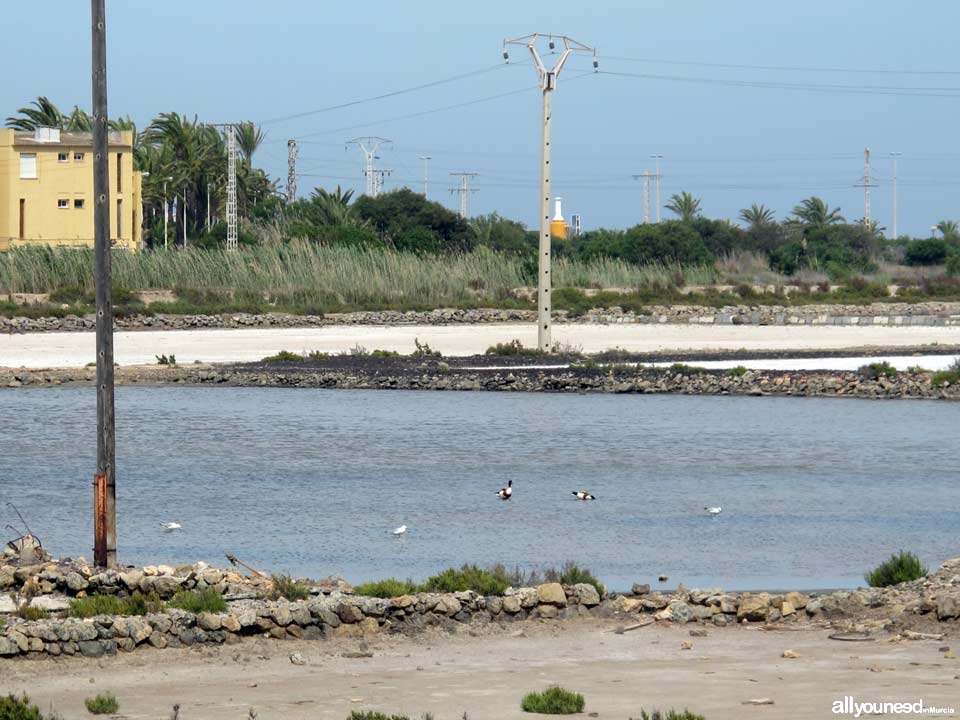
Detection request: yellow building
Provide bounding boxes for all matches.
[0,127,142,251]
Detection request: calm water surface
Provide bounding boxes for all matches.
[1,388,958,590]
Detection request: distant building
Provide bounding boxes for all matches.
[570,213,582,237]
[550,196,568,239]
[0,128,142,251]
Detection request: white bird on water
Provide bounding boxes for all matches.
[392,525,408,536]
[161,522,182,532]
[704,507,722,516]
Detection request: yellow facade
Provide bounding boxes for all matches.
[0,128,142,251]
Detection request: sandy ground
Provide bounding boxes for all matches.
[2,324,960,368]
[5,622,958,720]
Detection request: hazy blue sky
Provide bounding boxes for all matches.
[4,1,959,236]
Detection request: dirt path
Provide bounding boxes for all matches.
[3,324,960,368]
[6,621,957,720]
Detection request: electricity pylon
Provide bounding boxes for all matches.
[346,136,391,197]
[449,172,478,218]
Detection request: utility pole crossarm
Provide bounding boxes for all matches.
[449,172,479,219]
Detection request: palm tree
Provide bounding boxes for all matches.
[5,96,65,130]
[935,220,959,242]
[738,203,775,228]
[790,197,845,226]
[236,123,265,166]
[665,191,701,222]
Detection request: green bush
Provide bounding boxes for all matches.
[0,694,46,720]
[370,349,401,358]
[633,710,706,720]
[545,562,605,597]
[84,693,118,715]
[422,565,510,595]
[521,686,585,714]
[261,350,306,362]
[16,606,48,621]
[726,365,748,377]
[167,588,227,614]
[155,354,176,366]
[858,361,897,380]
[865,551,928,587]
[268,574,311,601]
[946,253,960,277]
[68,592,163,619]
[485,339,547,356]
[353,578,420,598]
[668,363,704,373]
[905,237,950,266]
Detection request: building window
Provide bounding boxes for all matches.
[57,199,69,209]
[19,153,37,179]
[58,152,69,162]
[74,199,85,209]
[74,152,85,162]
[117,152,123,192]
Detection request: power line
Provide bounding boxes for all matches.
[602,54,960,77]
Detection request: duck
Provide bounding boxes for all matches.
[392,525,407,536]
[704,506,722,516]
[161,522,182,532]
[496,480,513,500]
[572,491,595,501]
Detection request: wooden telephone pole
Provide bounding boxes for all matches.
[92,0,116,569]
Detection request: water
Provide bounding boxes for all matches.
[1,387,958,591]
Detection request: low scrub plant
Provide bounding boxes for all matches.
[268,574,311,601]
[83,693,119,715]
[865,551,928,587]
[931,357,960,387]
[370,349,401,358]
[261,350,306,363]
[668,363,704,373]
[544,562,605,597]
[521,686,585,714]
[858,361,897,380]
[353,578,420,598]
[0,694,47,720]
[155,354,176,366]
[167,588,227,614]
[422,565,511,595]
[16,606,48,621]
[68,592,163,618]
[726,365,748,377]
[485,339,549,356]
[346,712,436,720]
[632,710,706,720]
[412,338,441,357]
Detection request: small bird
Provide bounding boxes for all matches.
[704,507,722,516]
[161,522,182,532]
[496,479,513,500]
[572,491,595,501]
[392,525,407,536]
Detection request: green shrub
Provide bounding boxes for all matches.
[545,562,605,597]
[485,339,547,356]
[633,710,706,720]
[16,606,48,621]
[261,350,305,362]
[726,365,748,377]
[155,353,176,366]
[521,686,585,714]
[68,592,163,619]
[858,361,897,380]
[268,574,311,601]
[84,693,118,715]
[353,578,421,598]
[167,588,227,614]
[931,360,960,387]
[412,338,441,357]
[422,565,510,595]
[0,694,46,720]
[946,253,960,277]
[346,712,413,720]
[905,237,950,266]
[865,551,928,587]
[668,363,704,373]
[370,349,401,358]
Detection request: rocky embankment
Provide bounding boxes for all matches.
[3,301,960,333]
[3,362,958,400]
[1,556,958,660]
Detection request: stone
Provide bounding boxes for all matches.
[78,640,105,657]
[640,593,669,611]
[537,604,559,619]
[680,640,693,650]
[271,605,293,627]
[0,566,15,589]
[654,607,673,621]
[434,595,462,616]
[65,572,89,592]
[336,603,364,624]
[149,575,183,598]
[390,595,417,609]
[26,636,45,654]
[119,570,144,590]
[291,606,312,626]
[200,568,223,585]
[737,593,771,621]
[618,598,644,613]
[536,583,567,607]
[286,625,303,639]
[359,616,380,634]
[806,598,823,615]
[148,633,168,649]
[118,618,152,644]
[0,595,16,614]
[689,628,708,637]
[669,601,694,624]
[485,596,503,615]
[718,595,739,614]
[0,637,22,656]
[45,642,61,656]
[237,610,258,628]
[781,601,796,617]
[30,595,70,612]
[502,596,522,614]
[631,583,650,596]
[318,609,341,628]
[782,649,800,658]
[517,588,539,609]
[689,588,722,605]
[116,637,136,652]
[571,583,601,607]
[221,615,241,633]
[937,596,960,620]
[197,612,222,631]
[784,591,809,610]
[289,652,306,665]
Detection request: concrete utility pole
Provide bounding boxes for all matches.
[287,140,298,203]
[346,137,391,197]
[449,172,478,218]
[91,0,116,569]
[855,147,877,225]
[890,151,902,239]
[504,34,596,350]
[633,172,652,224]
[419,155,432,197]
[225,124,238,251]
[650,154,663,223]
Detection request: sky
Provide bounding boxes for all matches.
[3,0,960,237]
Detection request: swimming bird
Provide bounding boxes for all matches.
[704,507,722,516]
[496,480,513,500]
[572,491,595,501]
[161,522,182,532]
[392,525,407,536]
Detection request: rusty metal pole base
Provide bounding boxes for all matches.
[93,473,107,567]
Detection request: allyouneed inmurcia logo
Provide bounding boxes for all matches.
[833,696,956,717]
